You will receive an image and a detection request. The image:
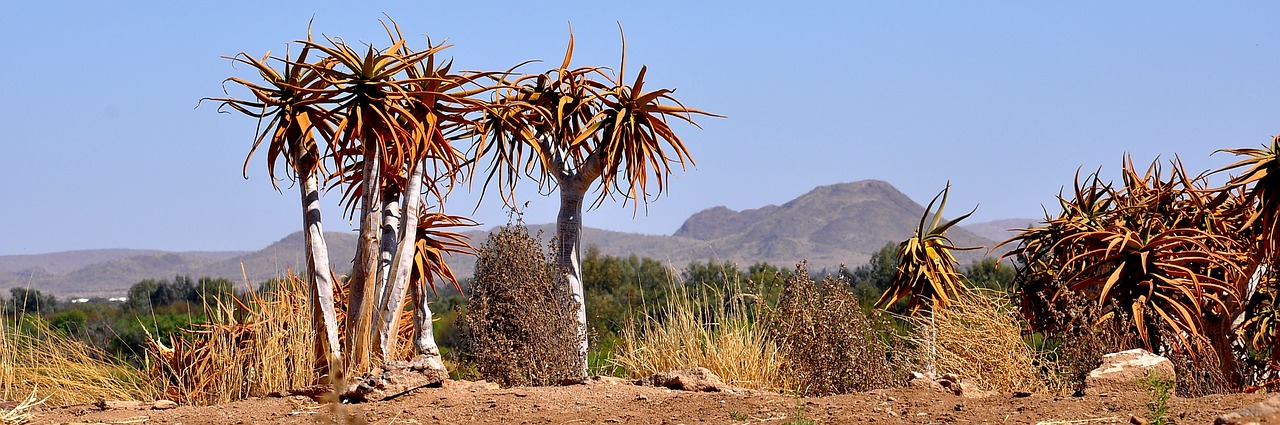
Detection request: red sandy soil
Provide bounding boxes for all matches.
[35,378,1271,424]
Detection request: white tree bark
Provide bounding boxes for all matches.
[374,186,402,320]
[299,168,343,375]
[345,149,383,374]
[410,276,446,371]
[373,159,428,365]
[555,176,590,377]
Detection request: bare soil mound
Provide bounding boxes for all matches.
[36,378,1270,424]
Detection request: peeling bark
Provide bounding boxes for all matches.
[345,149,384,375]
[299,167,343,376]
[374,159,428,365]
[556,175,590,377]
[375,185,402,321]
[410,277,446,371]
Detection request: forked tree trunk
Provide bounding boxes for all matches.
[373,159,428,365]
[375,185,403,319]
[555,176,590,377]
[345,149,384,375]
[298,167,343,376]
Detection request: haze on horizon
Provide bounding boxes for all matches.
[2,2,1277,255]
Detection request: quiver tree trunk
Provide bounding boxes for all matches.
[410,277,446,370]
[375,184,403,312]
[345,149,384,374]
[373,159,432,366]
[555,176,589,377]
[298,164,343,376]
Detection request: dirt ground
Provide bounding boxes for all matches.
[35,378,1271,424]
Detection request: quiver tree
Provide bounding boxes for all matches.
[874,183,979,372]
[475,29,721,375]
[875,182,979,315]
[207,41,345,373]
[211,20,483,379]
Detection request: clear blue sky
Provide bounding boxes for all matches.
[2,2,1277,255]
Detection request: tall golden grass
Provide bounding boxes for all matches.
[612,278,792,391]
[149,272,420,405]
[149,275,315,405]
[0,315,156,407]
[903,289,1070,394]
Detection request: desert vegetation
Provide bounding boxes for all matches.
[13,137,1280,423]
[8,16,1280,425]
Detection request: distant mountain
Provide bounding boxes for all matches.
[961,218,1041,245]
[194,231,359,287]
[4,180,1014,298]
[674,180,997,268]
[0,249,242,275]
[0,251,247,298]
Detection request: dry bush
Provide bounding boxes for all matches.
[1026,286,1230,396]
[902,289,1068,394]
[457,224,581,387]
[769,262,901,396]
[1026,285,1134,393]
[0,315,155,406]
[613,277,791,391]
[1164,343,1231,397]
[148,274,315,405]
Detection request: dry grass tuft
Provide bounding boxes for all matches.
[149,274,315,405]
[613,276,791,391]
[0,388,43,424]
[903,289,1069,394]
[0,316,155,407]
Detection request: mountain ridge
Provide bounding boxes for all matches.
[3,180,1013,298]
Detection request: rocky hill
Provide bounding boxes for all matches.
[3,180,1016,298]
[675,180,996,268]
[962,218,1042,245]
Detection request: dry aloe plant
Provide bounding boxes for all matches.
[1215,136,1280,389]
[1216,135,1280,261]
[1003,157,1255,385]
[875,182,979,314]
[476,28,721,375]
[365,22,495,367]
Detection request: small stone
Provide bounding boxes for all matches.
[1084,349,1176,396]
[152,400,179,410]
[644,367,725,392]
[1215,394,1280,424]
[955,381,998,399]
[96,400,146,410]
[1130,414,1149,425]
